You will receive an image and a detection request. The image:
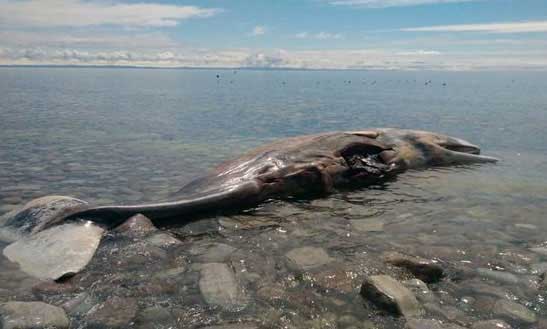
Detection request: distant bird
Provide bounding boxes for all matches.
[442,82,447,86]
[216,74,220,79]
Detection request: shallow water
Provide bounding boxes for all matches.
[0,68,546,328]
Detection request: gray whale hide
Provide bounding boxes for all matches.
[0,128,498,279]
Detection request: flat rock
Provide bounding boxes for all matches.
[383,251,444,283]
[360,275,424,318]
[114,213,157,238]
[190,242,237,262]
[3,222,104,280]
[0,301,69,329]
[492,299,536,324]
[0,195,87,242]
[199,263,248,311]
[87,296,138,328]
[471,319,512,329]
[406,319,466,329]
[286,246,334,271]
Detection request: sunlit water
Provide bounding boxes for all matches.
[0,68,546,328]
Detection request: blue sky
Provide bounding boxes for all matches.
[1,0,546,69]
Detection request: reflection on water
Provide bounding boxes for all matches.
[0,68,546,328]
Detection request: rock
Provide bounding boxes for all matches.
[146,232,181,248]
[200,324,258,329]
[477,268,520,284]
[154,266,186,280]
[492,299,536,324]
[350,219,384,232]
[87,296,138,328]
[406,319,466,329]
[471,319,512,329]
[383,251,444,283]
[530,247,547,256]
[135,306,175,327]
[531,263,547,275]
[313,268,357,293]
[191,242,237,262]
[199,263,248,311]
[114,214,157,238]
[286,247,334,271]
[360,275,424,318]
[62,292,98,315]
[0,301,69,329]
[3,222,104,280]
[32,280,78,295]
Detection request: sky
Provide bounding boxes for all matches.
[1,0,546,70]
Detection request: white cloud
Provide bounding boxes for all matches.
[0,0,220,28]
[294,32,344,39]
[396,50,441,55]
[250,26,266,36]
[329,0,478,8]
[402,20,547,33]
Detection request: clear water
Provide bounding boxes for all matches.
[0,67,546,328]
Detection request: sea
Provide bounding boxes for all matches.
[0,67,546,328]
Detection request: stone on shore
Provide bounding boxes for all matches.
[383,251,444,283]
[0,301,70,329]
[3,222,104,280]
[114,213,157,238]
[492,299,536,324]
[199,263,248,311]
[285,246,334,271]
[87,296,138,328]
[360,275,424,318]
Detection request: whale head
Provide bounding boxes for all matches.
[364,129,499,169]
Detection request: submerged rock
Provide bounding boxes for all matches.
[492,299,536,324]
[406,319,465,329]
[477,268,520,284]
[87,296,138,329]
[360,275,424,318]
[3,222,104,280]
[285,246,334,271]
[0,301,70,329]
[471,319,512,329]
[146,232,181,248]
[383,251,444,283]
[199,263,248,311]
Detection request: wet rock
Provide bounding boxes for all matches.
[403,279,437,304]
[154,266,186,280]
[3,222,104,280]
[406,319,465,329]
[531,263,547,275]
[477,268,520,284]
[313,268,358,293]
[87,296,138,328]
[530,247,547,256]
[200,324,258,329]
[383,251,444,283]
[423,303,469,324]
[199,263,248,311]
[31,279,78,296]
[256,283,286,303]
[471,319,512,329]
[114,213,157,238]
[360,275,424,318]
[492,299,536,324]
[191,242,237,262]
[135,306,175,328]
[0,301,69,329]
[146,232,181,248]
[286,246,334,271]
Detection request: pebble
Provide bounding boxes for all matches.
[471,319,512,329]
[383,251,444,283]
[146,232,181,248]
[87,296,138,328]
[0,301,69,329]
[492,299,537,324]
[360,275,424,318]
[199,263,248,311]
[191,242,237,262]
[285,246,334,271]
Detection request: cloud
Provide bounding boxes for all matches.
[294,32,344,39]
[402,20,547,33]
[396,50,441,55]
[0,0,221,28]
[250,26,266,36]
[328,0,478,8]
